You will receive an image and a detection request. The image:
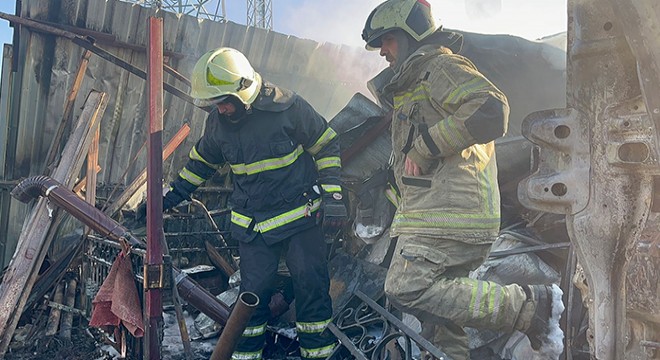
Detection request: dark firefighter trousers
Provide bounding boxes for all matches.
[233,225,336,360]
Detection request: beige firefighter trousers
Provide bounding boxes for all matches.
[384,234,528,360]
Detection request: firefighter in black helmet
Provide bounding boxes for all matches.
[362,1,562,359]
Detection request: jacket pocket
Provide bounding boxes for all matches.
[401,175,432,188]
[269,140,295,156]
[400,244,448,268]
[387,244,448,301]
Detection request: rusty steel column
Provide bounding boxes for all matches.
[144,16,165,360]
[210,292,260,360]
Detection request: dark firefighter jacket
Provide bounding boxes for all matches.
[170,83,342,244]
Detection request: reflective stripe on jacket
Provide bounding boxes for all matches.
[171,83,342,244]
[384,45,509,243]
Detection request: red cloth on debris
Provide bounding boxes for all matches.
[89,252,144,337]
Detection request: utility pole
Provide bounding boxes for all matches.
[247,0,273,30]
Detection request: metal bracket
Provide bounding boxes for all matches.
[518,107,590,215]
[143,256,172,290]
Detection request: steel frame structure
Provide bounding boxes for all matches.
[247,0,273,30]
[120,0,225,22]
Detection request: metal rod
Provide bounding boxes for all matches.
[191,199,238,271]
[103,123,190,217]
[488,242,571,258]
[565,244,578,360]
[210,292,259,360]
[164,63,191,87]
[144,16,165,360]
[327,323,368,360]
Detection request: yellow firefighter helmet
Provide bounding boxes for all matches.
[362,0,437,50]
[190,47,262,107]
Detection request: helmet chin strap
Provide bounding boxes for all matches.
[391,30,418,73]
[226,95,249,123]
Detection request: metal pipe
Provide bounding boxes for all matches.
[210,292,260,360]
[174,271,232,325]
[59,276,78,340]
[11,176,232,325]
[45,282,65,336]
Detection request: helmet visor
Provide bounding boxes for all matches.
[193,94,231,108]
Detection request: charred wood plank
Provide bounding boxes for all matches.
[0,91,109,357]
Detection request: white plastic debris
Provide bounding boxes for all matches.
[537,284,565,359]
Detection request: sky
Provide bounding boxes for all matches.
[0,0,567,51]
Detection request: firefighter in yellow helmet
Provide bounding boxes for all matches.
[165,47,346,359]
[362,1,562,359]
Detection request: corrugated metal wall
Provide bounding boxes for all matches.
[0,0,385,267]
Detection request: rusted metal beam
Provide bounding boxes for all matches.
[0,91,109,357]
[144,16,165,360]
[104,123,190,217]
[37,18,186,60]
[210,292,259,360]
[164,63,191,87]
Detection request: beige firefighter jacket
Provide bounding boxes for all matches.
[383,44,510,243]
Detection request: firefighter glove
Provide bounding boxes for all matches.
[135,187,189,222]
[163,188,188,211]
[318,192,348,236]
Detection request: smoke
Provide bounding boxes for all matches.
[278,0,384,48]
[465,0,503,18]
[277,0,567,46]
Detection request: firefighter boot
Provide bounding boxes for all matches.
[518,285,554,350]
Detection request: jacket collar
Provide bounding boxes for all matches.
[383,44,448,96]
